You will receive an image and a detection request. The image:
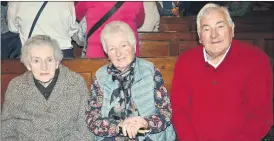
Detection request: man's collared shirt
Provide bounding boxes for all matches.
[203,46,231,68]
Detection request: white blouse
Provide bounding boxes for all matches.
[8,2,79,50]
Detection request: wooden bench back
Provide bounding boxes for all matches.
[1,57,177,105]
[139,32,274,59]
[160,23,274,33]
[159,16,274,33]
[160,16,274,24]
[73,32,273,59]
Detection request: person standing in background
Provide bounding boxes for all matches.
[1,1,9,34]
[138,2,160,32]
[7,2,79,59]
[156,1,179,16]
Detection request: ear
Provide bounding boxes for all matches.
[55,61,60,69]
[26,64,31,71]
[198,32,202,44]
[231,23,235,37]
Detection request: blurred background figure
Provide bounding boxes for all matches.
[72,17,87,47]
[1,1,8,34]
[138,2,160,32]
[7,2,79,59]
[156,1,180,16]
[226,1,253,16]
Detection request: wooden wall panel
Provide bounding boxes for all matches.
[179,41,200,53]
[139,41,170,57]
[1,74,22,104]
[79,73,92,90]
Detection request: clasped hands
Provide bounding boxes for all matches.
[117,116,149,139]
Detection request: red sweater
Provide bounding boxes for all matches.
[171,40,273,141]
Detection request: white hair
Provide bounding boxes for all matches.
[20,35,63,67]
[196,3,234,33]
[100,21,136,53]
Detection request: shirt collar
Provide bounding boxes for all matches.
[203,45,231,68]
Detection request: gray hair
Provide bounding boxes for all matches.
[20,35,63,67]
[100,21,136,53]
[196,3,234,33]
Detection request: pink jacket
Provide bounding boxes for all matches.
[76,2,144,58]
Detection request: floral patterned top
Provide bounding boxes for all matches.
[85,67,172,139]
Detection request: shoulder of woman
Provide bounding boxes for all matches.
[59,65,85,82]
[9,71,32,86]
[136,58,154,68]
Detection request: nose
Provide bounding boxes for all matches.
[211,28,218,39]
[116,48,122,57]
[40,61,48,71]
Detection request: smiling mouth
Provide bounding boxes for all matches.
[117,57,126,61]
[212,41,222,44]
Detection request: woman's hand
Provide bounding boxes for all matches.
[118,116,148,139]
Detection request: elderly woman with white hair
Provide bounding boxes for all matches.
[85,21,176,141]
[1,35,91,141]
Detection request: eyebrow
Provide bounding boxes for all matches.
[216,21,225,25]
[201,24,210,29]
[120,41,128,44]
[31,56,53,59]
[32,56,41,59]
[201,21,225,29]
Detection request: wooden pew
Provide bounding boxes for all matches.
[2,57,274,137]
[160,16,274,25]
[139,32,274,59]
[160,23,274,33]
[73,32,274,58]
[1,57,177,105]
[159,16,274,33]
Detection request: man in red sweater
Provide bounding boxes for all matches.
[171,3,273,141]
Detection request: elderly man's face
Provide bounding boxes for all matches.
[106,31,135,71]
[199,9,234,58]
[27,45,59,83]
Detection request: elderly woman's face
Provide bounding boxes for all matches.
[106,31,135,71]
[27,45,59,83]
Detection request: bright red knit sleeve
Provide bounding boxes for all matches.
[135,2,145,28]
[237,53,273,141]
[171,54,198,141]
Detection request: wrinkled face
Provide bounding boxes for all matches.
[105,31,135,71]
[27,45,59,83]
[199,9,234,58]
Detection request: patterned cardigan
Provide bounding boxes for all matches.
[1,65,92,141]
